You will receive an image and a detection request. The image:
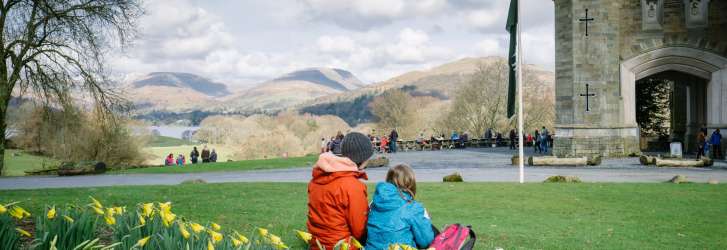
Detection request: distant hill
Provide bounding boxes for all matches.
[217,67,364,112]
[132,72,230,96]
[299,57,555,126]
[125,72,231,113]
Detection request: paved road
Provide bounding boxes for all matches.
[1,148,726,190]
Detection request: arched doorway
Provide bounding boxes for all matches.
[621,47,727,154]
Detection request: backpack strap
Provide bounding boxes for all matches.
[461,225,476,250]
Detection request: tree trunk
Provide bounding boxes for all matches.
[0,106,6,176]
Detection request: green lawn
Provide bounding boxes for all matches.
[2,183,725,249]
[118,155,317,174]
[2,149,58,176]
[147,136,194,147]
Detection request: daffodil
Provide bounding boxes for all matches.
[208,230,223,243]
[340,242,350,250]
[113,206,124,215]
[350,237,363,249]
[91,206,104,215]
[211,222,221,231]
[232,239,243,247]
[0,204,7,214]
[159,202,172,213]
[190,222,205,233]
[135,236,150,247]
[141,203,154,217]
[269,234,282,245]
[179,223,191,239]
[234,231,249,245]
[104,214,116,225]
[257,228,268,237]
[207,240,215,250]
[89,196,103,209]
[401,245,415,250]
[47,206,56,220]
[138,213,146,225]
[160,210,176,227]
[63,215,74,223]
[296,230,312,244]
[9,206,30,220]
[106,207,116,217]
[16,228,31,237]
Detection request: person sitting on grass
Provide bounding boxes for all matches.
[366,164,435,249]
[307,132,373,250]
[165,154,175,166]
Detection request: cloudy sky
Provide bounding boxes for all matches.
[110,0,554,89]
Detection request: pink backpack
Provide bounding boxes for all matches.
[428,224,476,250]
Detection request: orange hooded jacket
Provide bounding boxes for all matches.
[307,153,368,250]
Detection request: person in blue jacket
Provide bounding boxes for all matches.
[366,164,435,249]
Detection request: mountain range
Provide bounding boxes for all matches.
[125,57,555,125]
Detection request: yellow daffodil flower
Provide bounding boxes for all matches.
[136,236,151,247]
[113,207,124,215]
[295,230,312,244]
[106,208,115,217]
[208,230,223,243]
[351,237,363,249]
[160,210,176,227]
[275,242,289,249]
[159,202,172,213]
[104,214,116,225]
[234,231,249,245]
[257,228,268,237]
[190,223,205,233]
[0,204,7,214]
[232,239,243,247]
[340,241,350,250]
[89,196,103,209]
[401,245,415,250]
[16,228,31,237]
[63,215,74,223]
[91,206,104,215]
[211,222,221,231]
[47,206,56,220]
[9,206,30,220]
[141,203,154,217]
[179,223,191,239]
[207,240,215,250]
[269,234,282,245]
[137,213,146,225]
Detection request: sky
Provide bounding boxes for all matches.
[110,0,555,89]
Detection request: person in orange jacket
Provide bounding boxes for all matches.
[307,132,374,250]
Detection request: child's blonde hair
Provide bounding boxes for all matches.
[386,164,417,199]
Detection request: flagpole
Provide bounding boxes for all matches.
[516,0,525,184]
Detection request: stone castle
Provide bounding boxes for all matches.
[552,0,727,157]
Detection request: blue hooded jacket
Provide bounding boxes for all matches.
[366,182,434,250]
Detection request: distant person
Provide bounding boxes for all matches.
[381,136,389,153]
[332,133,344,155]
[201,146,211,163]
[165,154,175,166]
[327,136,335,152]
[190,147,199,164]
[210,149,218,163]
[366,164,435,249]
[390,129,399,153]
[484,128,492,140]
[710,129,723,159]
[496,132,503,146]
[541,127,549,153]
[697,129,706,159]
[176,154,185,166]
[509,129,517,150]
[534,129,541,153]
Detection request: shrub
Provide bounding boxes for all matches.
[443,172,464,182]
[544,175,581,183]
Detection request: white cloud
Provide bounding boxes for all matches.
[475,38,505,56]
[317,36,357,54]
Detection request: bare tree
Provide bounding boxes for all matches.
[0,0,142,174]
[369,89,413,133]
[442,60,509,136]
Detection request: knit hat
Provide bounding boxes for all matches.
[341,132,374,166]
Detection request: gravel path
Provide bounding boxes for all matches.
[1,148,725,190]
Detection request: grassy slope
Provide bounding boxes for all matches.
[147,136,193,147]
[3,183,725,249]
[2,149,58,176]
[118,155,317,174]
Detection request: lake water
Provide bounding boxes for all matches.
[149,126,200,139]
